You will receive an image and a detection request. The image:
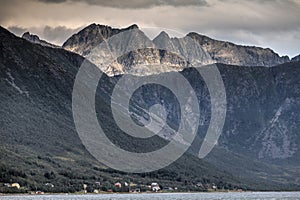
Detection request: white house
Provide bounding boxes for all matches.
[151,183,160,192]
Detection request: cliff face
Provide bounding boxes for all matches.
[187,32,290,67]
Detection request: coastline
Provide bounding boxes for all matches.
[1,190,300,196]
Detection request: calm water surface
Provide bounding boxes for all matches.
[1,192,300,200]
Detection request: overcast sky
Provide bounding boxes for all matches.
[1,0,299,57]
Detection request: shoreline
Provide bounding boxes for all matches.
[1,190,300,196]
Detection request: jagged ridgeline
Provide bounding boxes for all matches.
[62,23,290,77]
[1,24,300,193]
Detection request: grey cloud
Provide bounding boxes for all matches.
[38,0,66,2]
[7,25,82,45]
[7,26,27,36]
[42,25,82,44]
[36,0,208,8]
[2,0,299,56]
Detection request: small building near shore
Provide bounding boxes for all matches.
[151,183,160,192]
[4,183,11,187]
[93,189,99,193]
[114,182,122,188]
[11,183,20,189]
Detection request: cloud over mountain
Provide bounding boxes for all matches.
[1,0,300,56]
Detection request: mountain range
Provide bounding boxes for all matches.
[61,24,295,76]
[1,24,300,192]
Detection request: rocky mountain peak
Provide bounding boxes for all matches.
[152,31,173,50]
[126,24,139,30]
[154,31,170,40]
[62,23,139,56]
[187,32,214,44]
[187,32,290,67]
[22,31,39,42]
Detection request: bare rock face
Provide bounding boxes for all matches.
[63,25,213,76]
[22,32,59,48]
[115,48,188,75]
[62,23,139,56]
[98,30,213,76]
[187,32,290,67]
[82,27,157,76]
[63,24,293,77]
[153,31,213,66]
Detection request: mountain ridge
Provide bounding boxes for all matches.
[187,32,290,67]
[62,23,139,56]
[62,23,293,77]
[22,32,59,48]
[292,54,300,62]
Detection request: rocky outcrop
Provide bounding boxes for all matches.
[22,32,59,48]
[187,32,290,67]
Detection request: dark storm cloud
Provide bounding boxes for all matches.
[36,0,208,8]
